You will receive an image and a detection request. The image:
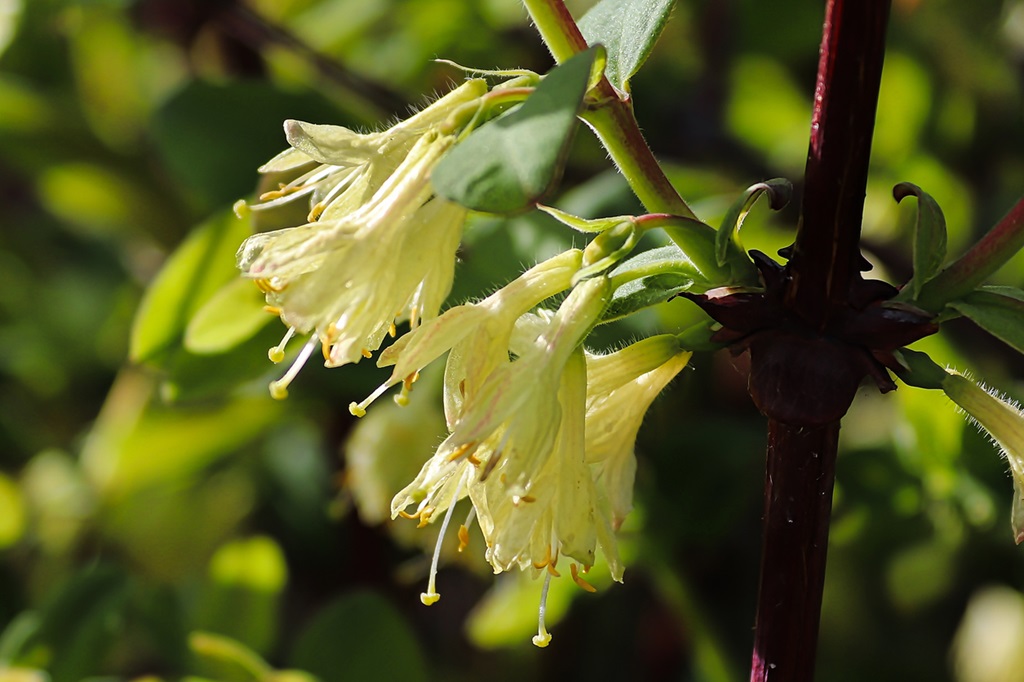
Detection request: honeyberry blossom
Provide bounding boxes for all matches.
[351,249,583,419]
[390,278,610,614]
[585,336,693,529]
[941,371,1024,543]
[249,79,487,223]
[235,82,489,398]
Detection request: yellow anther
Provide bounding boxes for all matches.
[397,510,419,521]
[322,342,332,362]
[307,201,327,222]
[446,442,476,462]
[403,371,420,392]
[571,564,597,593]
[361,348,373,359]
[388,321,397,338]
[417,508,434,528]
[348,402,366,418]
[546,563,561,578]
[466,451,482,467]
[268,346,286,363]
[420,592,440,606]
[512,494,536,506]
[457,525,470,552]
[269,381,288,400]
[263,305,282,316]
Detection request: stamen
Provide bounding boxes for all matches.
[571,563,597,593]
[263,305,282,316]
[268,327,296,364]
[350,379,394,417]
[446,442,476,462]
[307,201,327,222]
[268,336,318,399]
[421,475,465,606]
[532,571,554,648]
[388,321,397,338]
[361,348,373,359]
[481,430,512,481]
[458,507,477,553]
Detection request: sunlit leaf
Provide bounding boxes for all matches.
[578,0,675,93]
[130,209,251,365]
[894,182,947,298]
[433,47,598,213]
[185,278,275,355]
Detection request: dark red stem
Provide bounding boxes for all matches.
[749,1,892,680]
[751,421,839,681]
[785,0,892,329]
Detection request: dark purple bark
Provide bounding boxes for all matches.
[747,1,893,680]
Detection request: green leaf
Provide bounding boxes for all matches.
[195,536,288,657]
[715,178,791,271]
[433,47,598,213]
[185,278,275,354]
[16,566,129,682]
[602,245,713,323]
[948,287,1024,355]
[130,209,251,365]
[894,182,947,298]
[289,591,428,682]
[578,0,676,93]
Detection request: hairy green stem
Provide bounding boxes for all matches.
[522,0,698,222]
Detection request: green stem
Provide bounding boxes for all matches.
[521,0,698,223]
[914,196,1024,312]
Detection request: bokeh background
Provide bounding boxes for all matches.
[2,0,1024,680]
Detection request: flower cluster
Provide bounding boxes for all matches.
[234,79,692,647]
[236,80,487,397]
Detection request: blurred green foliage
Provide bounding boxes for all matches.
[1,0,1023,680]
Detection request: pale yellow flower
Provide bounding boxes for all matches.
[351,249,583,419]
[942,371,1024,544]
[235,81,489,398]
[585,335,692,529]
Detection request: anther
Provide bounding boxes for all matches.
[388,321,397,338]
[361,348,373,359]
[268,327,296,364]
[571,564,597,593]
[307,201,327,222]
[268,335,318,399]
[457,525,470,553]
[446,442,476,462]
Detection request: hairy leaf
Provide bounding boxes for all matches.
[602,245,712,322]
[578,0,676,93]
[433,47,598,213]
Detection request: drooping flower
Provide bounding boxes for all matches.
[351,249,583,419]
[941,371,1024,544]
[235,81,490,398]
[248,79,487,222]
[390,278,610,609]
[585,335,692,529]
